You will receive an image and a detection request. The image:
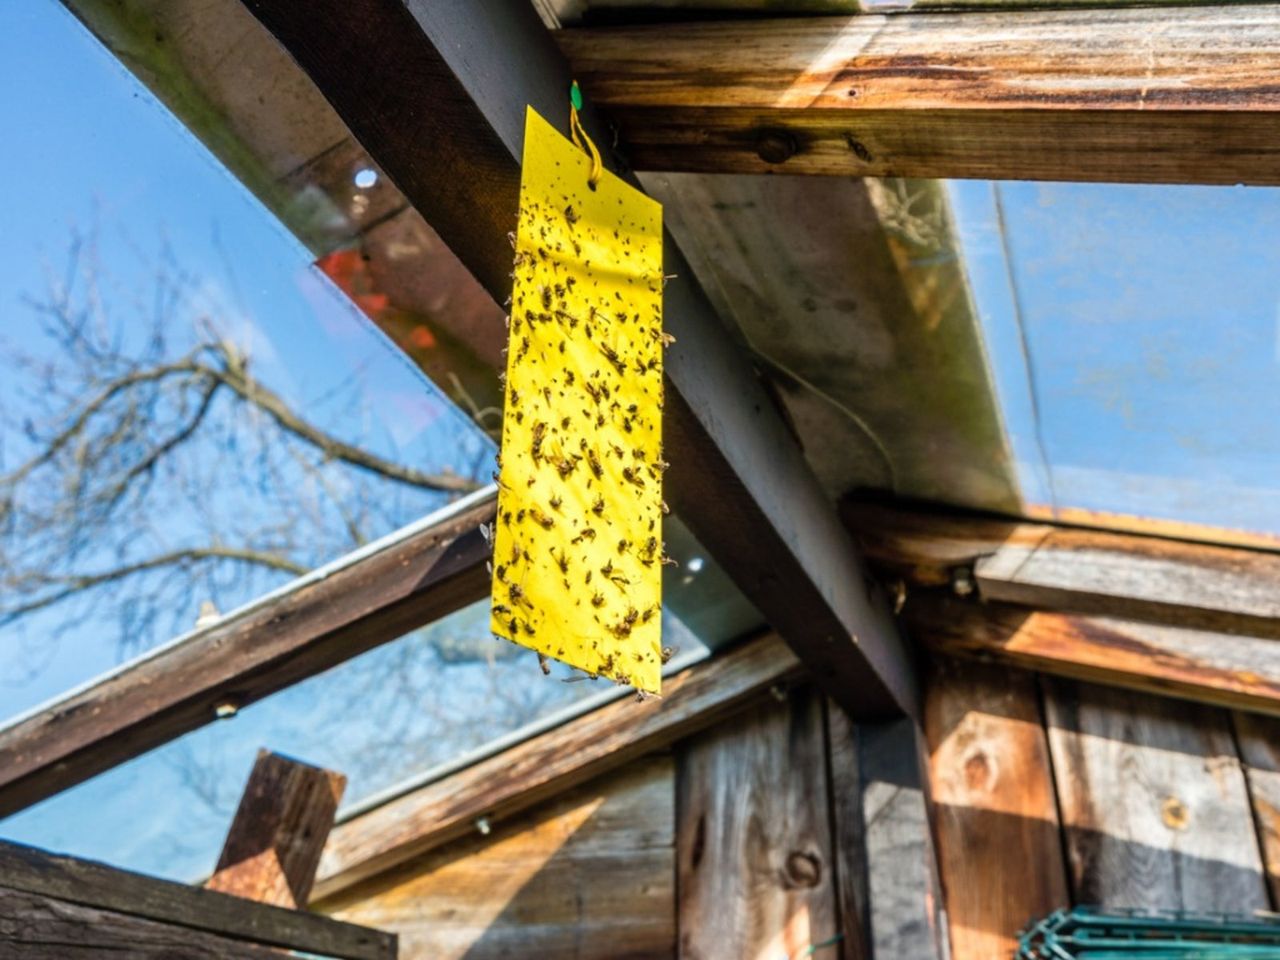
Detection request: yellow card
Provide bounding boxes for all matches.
[490,107,665,693]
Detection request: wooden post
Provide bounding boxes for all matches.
[924,658,1067,960]
[823,701,872,960]
[854,717,946,960]
[206,750,347,909]
[675,686,839,958]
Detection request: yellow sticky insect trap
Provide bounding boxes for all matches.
[490,106,666,693]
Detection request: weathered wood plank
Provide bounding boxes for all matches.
[924,657,1067,960]
[561,7,1280,185]
[207,751,347,908]
[845,500,1280,639]
[1231,711,1280,908]
[1043,678,1268,911]
[0,886,286,960]
[325,757,675,960]
[676,685,838,959]
[0,489,493,818]
[643,173,1020,515]
[239,0,918,721]
[906,594,1280,718]
[823,702,872,960]
[0,839,394,960]
[313,633,803,903]
[857,718,945,960]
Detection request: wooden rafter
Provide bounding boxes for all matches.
[0,489,494,818]
[559,6,1280,185]
[844,501,1280,639]
[908,595,1280,718]
[845,501,1280,717]
[238,0,917,719]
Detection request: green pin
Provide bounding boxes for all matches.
[570,80,584,111]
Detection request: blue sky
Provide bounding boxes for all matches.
[950,179,1280,537]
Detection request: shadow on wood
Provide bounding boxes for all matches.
[323,759,676,960]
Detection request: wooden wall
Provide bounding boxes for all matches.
[322,685,945,960]
[927,657,1280,960]
[323,664,1280,959]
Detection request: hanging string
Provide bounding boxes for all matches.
[569,80,602,190]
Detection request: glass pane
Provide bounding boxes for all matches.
[0,520,757,883]
[951,179,1280,544]
[0,1,492,719]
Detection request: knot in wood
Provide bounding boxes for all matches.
[845,134,874,164]
[1161,795,1190,831]
[755,130,798,165]
[783,850,822,888]
[963,749,994,793]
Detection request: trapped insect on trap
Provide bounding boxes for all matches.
[488,89,669,694]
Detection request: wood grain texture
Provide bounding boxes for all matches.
[1232,711,1280,908]
[676,686,838,959]
[207,750,347,908]
[823,703,871,960]
[907,593,1280,718]
[925,658,1067,960]
[0,491,493,818]
[844,500,1280,639]
[1043,678,1268,911]
[642,173,1019,514]
[239,0,918,720]
[560,7,1280,185]
[327,758,674,959]
[0,887,287,960]
[313,633,803,903]
[0,839,393,960]
[857,718,944,960]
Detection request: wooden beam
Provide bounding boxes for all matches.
[855,718,948,959]
[904,593,1280,718]
[0,489,494,818]
[311,632,803,903]
[0,839,394,960]
[924,657,1067,960]
[559,7,1280,185]
[207,751,347,909]
[844,501,1280,641]
[239,0,917,721]
[0,887,286,960]
[823,701,873,960]
[676,685,838,957]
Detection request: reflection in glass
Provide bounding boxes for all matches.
[0,1,491,720]
[1,522,759,883]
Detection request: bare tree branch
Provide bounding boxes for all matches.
[1,546,310,626]
[200,342,479,494]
